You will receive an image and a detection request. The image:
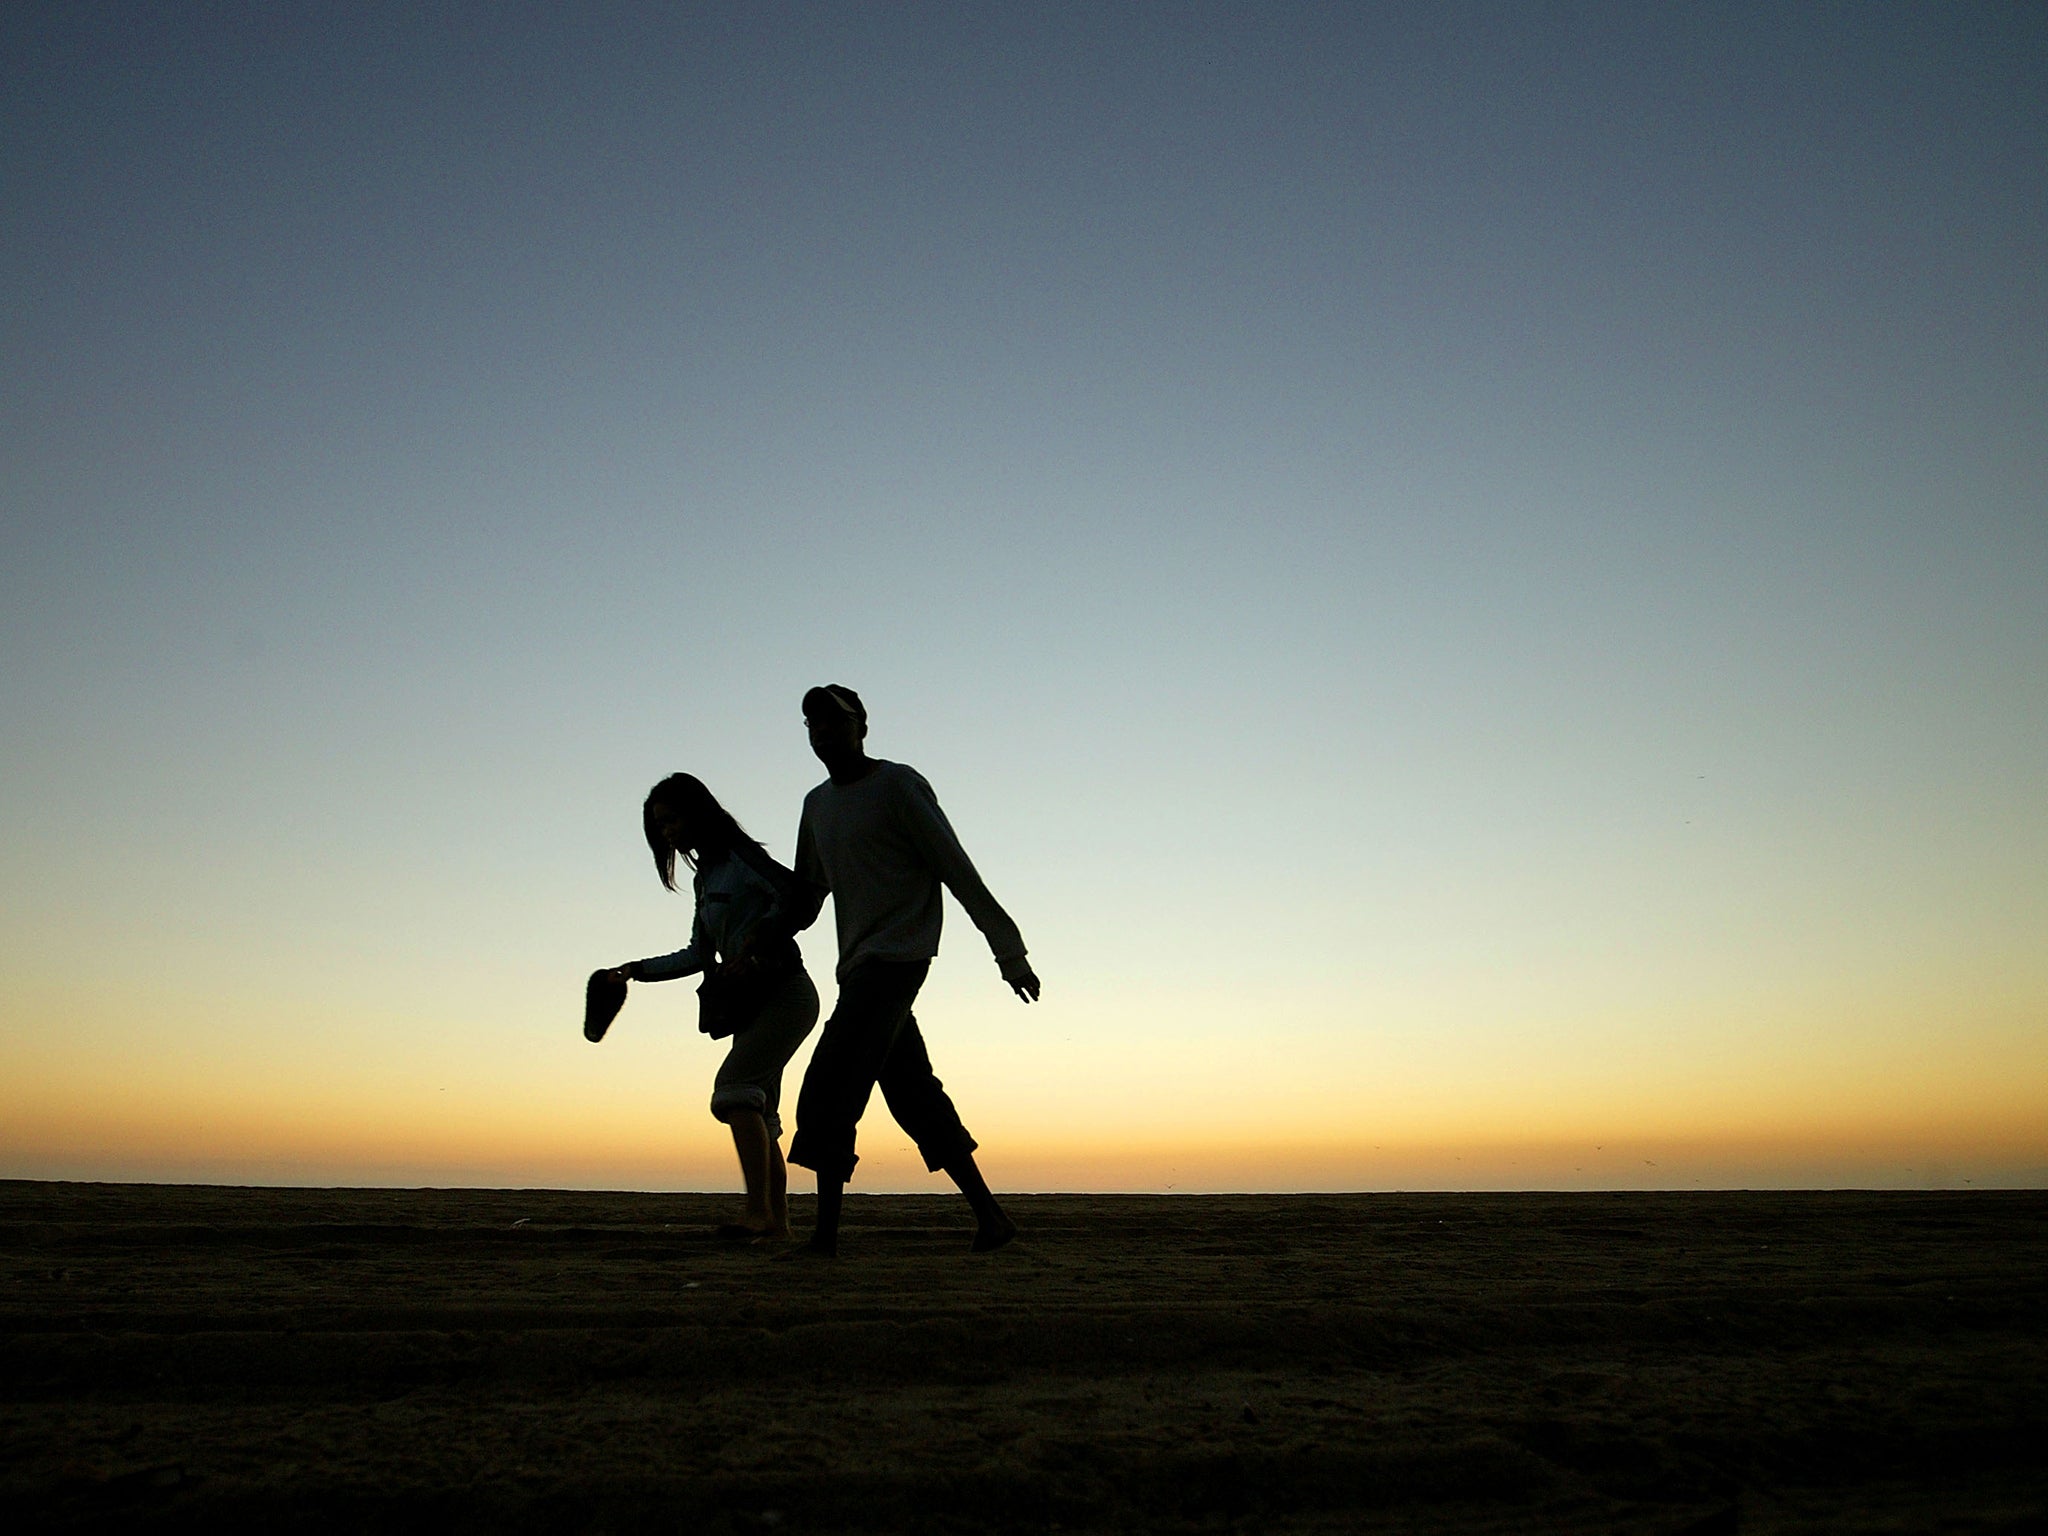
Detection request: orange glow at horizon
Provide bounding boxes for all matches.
[5,926,2044,1195]
[9,1060,2043,1194]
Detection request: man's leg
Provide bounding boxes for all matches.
[787,961,929,1255]
[797,1177,845,1257]
[945,1153,1017,1253]
[876,1015,1017,1251]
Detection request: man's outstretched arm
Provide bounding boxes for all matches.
[897,772,1039,1002]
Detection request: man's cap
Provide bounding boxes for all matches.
[803,684,866,726]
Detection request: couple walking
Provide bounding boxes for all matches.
[595,685,1038,1257]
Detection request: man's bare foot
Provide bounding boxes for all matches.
[972,1212,1018,1253]
[716,1222,777,1244]
[776,1233,837,1261]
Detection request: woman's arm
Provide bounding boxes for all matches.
[618,889,713,981]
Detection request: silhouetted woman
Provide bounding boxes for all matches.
[603,774,818,1240]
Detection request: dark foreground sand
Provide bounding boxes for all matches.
[3,1184,2044,1534]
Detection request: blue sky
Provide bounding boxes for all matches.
[4,3,2043,1189]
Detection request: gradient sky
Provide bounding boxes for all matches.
[4,3,2044,1191]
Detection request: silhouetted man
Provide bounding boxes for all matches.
[785,684,1039,1255]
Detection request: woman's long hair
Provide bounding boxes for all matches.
[642,773,761,891]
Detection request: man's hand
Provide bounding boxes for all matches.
[1009,969,1040,1003]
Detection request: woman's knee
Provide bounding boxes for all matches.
[710,1084,768,1124]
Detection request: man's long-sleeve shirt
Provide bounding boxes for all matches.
[792,759,1029,984]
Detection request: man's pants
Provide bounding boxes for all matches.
[787,959,976,1183]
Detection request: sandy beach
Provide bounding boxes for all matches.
[3,1182,2043,1532]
